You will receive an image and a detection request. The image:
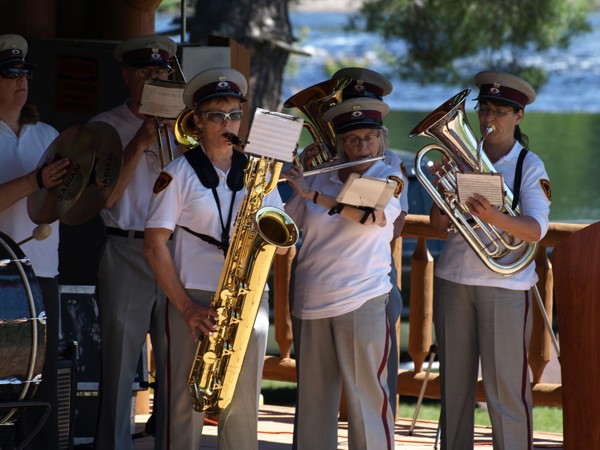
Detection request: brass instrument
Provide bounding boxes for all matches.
[187,133,299,414]
[174,108,202,149]
[284,78,349,170]
[155,118,175,167]
[146,55,188,165]
[409,89,538,275]
[282,77,386,179]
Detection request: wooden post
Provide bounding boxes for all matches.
[552,221,600,450]
[529,247,553,383]
[408,238,434,373]
[0,0,56,38]
[97,0,161,40]
[273,248,296,359]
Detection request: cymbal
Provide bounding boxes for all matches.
[27,122,122,225]
[61,123,122,225]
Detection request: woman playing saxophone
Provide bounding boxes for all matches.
[144,67,287,450]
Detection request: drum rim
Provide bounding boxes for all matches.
[0,232,46,423]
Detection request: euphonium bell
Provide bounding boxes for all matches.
[409,89,538,275]
[284,77,350,170]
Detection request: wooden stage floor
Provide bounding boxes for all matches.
[132,404,564,449]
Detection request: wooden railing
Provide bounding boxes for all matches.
[264,214,589,409]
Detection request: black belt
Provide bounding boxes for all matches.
[105,227,145,239]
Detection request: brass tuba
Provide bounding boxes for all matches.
[283,78,349,170]
[409,89,538,275]
[282,77,385,177]
[187,133,298,414]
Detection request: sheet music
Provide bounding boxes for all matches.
[456,172,505,206]
[138,79,186,119]
[243,108,303,162]
[336,173,396,209]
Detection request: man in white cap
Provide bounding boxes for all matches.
[89,34,179,450]
[144,66,286,450]
[430,71,551,450]
[0,33,70,448]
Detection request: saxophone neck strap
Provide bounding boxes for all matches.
[180,226,229,257]
[183,145,248,254]
[184,145,247,191]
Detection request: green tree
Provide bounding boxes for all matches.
[187,0,295,112]
[358,0,593,89]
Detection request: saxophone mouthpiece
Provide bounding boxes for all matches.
[224,133,244,147]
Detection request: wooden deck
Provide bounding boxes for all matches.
[132,404,564,449]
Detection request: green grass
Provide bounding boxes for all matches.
[398,401,563,434]
[261,381,563,434]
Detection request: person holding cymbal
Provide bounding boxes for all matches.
[0,33,69,449]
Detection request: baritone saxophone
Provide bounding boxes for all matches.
[187,133,298,414]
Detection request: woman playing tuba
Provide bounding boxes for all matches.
[428,71,552,450]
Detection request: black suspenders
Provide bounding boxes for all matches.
[511,148,529,210]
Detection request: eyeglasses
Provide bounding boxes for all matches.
[130,67,173,79]
[0,67,33,80]
[477,105,514,118]
[341,132,380,147]
[201,110,243,123]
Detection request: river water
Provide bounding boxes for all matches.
[157,9,600,113]
[157,9,600,222]
[283,9,600,113]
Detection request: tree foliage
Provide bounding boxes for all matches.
[187,0,294,112]
[358,0,593,89]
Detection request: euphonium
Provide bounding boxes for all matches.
[283,78,349,170]
[187,133,298,414]
[409,89,538,275]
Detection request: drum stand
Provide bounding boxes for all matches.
[0,401,50,450]
[408,343,441,450]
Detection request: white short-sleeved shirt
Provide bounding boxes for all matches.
[285,160,405,320]
[145,149,285,292]
[435,141,551,290]
[0,121,60,277]
[90,102,179,230]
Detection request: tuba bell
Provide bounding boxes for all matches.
[409,89,538,275]
[283,78,349,170]
[282,77,385,179]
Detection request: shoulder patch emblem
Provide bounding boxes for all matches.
[540,178,552,202]
[400,161,408,179]
[387,175,404,198]
[153,172,173,194]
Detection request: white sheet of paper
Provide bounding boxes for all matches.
[336,173,396,209]
[139,79,186,119]
[456,172,505,206]
[243,108,303,162]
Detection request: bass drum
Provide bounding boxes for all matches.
[0,232,46,424]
